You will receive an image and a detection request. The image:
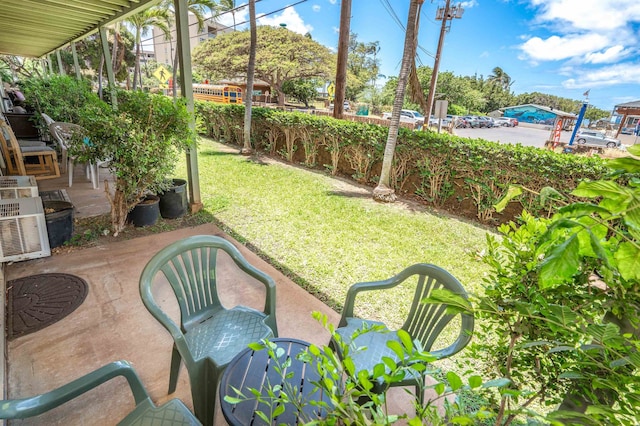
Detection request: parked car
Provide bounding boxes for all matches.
[462,116,480,128]
[477,116,495,128]
[329,101,350,111]
[383,109,425,127]
[428,115,452,127]
[575,130,621,149]
[493,117,516,127]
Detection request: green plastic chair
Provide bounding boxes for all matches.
[0,360,200,425]
[332,263,474,404]
[139,235,278,426]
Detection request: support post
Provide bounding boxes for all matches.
[174,0,202,212]
[56,50,65,75]
[71,43,82,81]
[99,26,118,109]
[569,101,588,146]
[425,0,463,120]
[47,54,54,75]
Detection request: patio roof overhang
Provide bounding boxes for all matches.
[0,0,161,58]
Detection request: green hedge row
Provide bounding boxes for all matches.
[195,102,608,224]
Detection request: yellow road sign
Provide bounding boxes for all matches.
[153,66,170,83]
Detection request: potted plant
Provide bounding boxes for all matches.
[75,90,194,236]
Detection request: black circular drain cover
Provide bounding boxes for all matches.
[7,273,88,340]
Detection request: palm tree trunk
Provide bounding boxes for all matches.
[241,0,257,155]
[373,0,423,202]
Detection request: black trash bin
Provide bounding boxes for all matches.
[43,200,74,248]
[159,178,188,219]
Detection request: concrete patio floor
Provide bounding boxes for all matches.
[4,164,419,425]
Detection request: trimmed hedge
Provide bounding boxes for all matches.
[195,102,608,224]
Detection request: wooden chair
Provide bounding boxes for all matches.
[0,120,60,180]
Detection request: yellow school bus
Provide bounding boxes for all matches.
[192,84,243,104]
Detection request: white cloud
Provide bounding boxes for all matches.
[529,0,640,31]
[516,0,640,106]
[256,7,313,34]
[519,33,611,61]
[584,45,632,64]
[216,4,248,30]
[562,63,640,88]
[312,5,321,12]
[328,0,337,4]
[460,0,479,7]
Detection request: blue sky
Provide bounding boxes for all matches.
[211,0,640,112]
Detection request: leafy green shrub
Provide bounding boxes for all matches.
[454,145,640,425]
[20,75,104,134]
[77,90,195,236]
[195,103,609,225]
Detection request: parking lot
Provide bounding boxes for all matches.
[452,125,572,148]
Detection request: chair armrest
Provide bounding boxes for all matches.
[339,277,403,328]
[0,361,149,420]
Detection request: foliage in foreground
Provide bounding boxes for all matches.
[225,313,509,426]
[456,145,640,424]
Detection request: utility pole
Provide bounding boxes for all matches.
[334,0,351,119]
[425,0,463,120]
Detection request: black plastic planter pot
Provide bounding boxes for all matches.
[43,200,74,248]
[128,195,160,227]
[159,178,188,219]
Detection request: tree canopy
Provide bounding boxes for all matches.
[193,25,335,105]
[381,65,610,121]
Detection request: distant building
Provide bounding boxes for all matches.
[152,14,230,67]
[613,100,640,137]
[501,104,577,126]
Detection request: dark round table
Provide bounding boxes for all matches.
[219,337,330,425]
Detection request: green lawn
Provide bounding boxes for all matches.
[177,137,494,328]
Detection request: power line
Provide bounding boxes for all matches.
[377,0,435,63]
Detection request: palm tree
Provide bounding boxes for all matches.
[488,66,513,91]
[218,0,237,31]
[126,7,170,90]
[373,0,424,202]
[241,0,256,155]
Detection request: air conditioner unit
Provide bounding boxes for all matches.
[0,197,50,262]
[0,176,38,199]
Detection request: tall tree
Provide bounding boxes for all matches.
[193,26,334,106]
[126,7,170,90]
[241,0,256,155]
[488,66,513,91]
[346,33,381,101]
[373,0,424,202]
[333,0,351,118]
[218,0,238,31]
